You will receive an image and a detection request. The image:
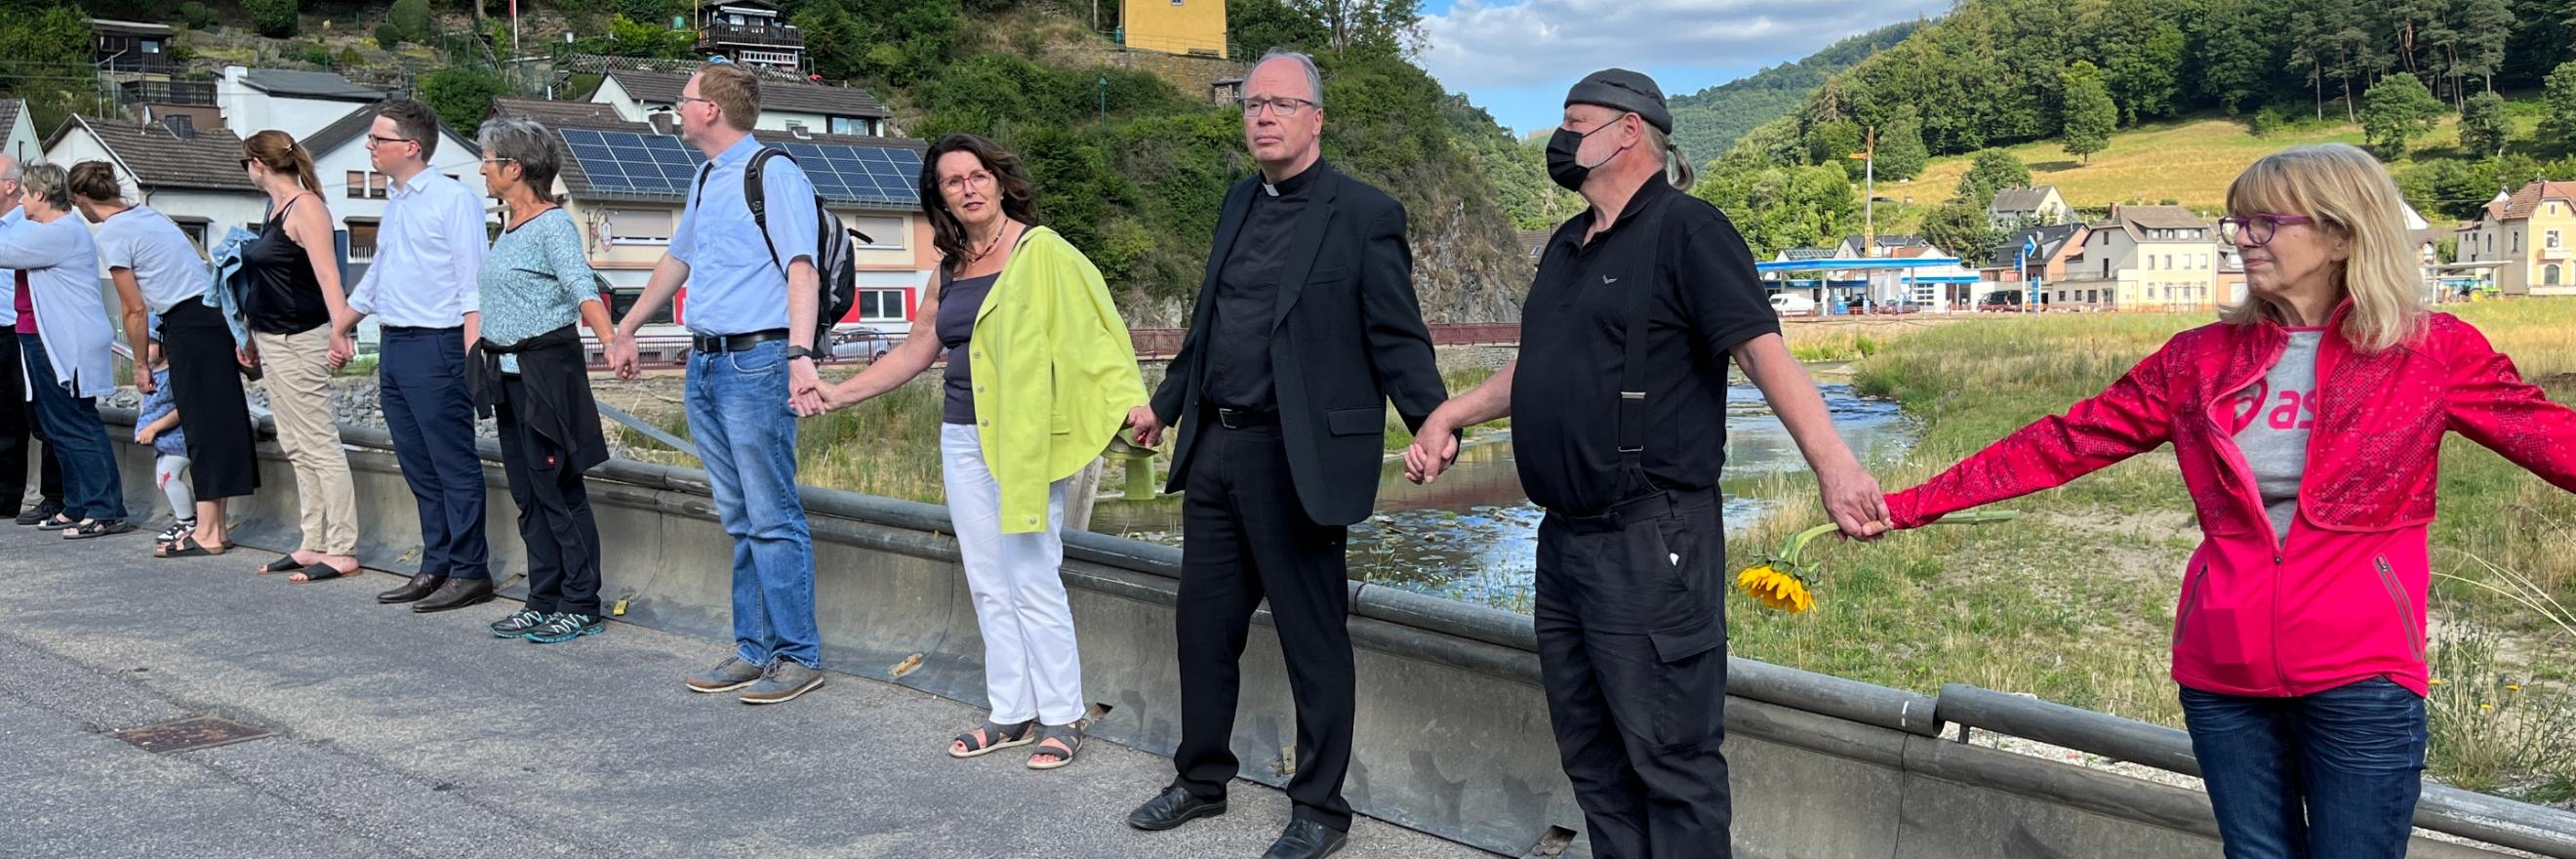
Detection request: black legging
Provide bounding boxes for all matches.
[159,300,259,500]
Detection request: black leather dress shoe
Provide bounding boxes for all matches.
[1261,819,1348,859]
[413,578,495,613]
[1125,786,1227,832]
[378,573,446,604]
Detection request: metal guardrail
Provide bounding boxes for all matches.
[79,401,2576,857]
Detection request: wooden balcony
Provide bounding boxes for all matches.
[118,80,216,106]
[698,21,803,50]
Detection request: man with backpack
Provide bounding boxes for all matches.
[607,60,831,705]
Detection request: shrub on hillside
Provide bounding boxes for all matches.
[339,47,363,68]
[245,0,299,37]
[391,0,432,41]
[375,21,405,48]
[178,1,219,29]
[419,67,509,132]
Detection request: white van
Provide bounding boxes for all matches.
[1769,293,1818,316]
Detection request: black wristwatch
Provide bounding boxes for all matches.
[785,346,816,361]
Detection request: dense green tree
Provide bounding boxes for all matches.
[1872,106,1929,182]
[1689,164,1858,258]
[1289,0,1423,59]
[1955,148,2033,207]
[418,67,507,132]
[2193,0,2274,113]
[2061,61,2116,164]
[1228,0,1333,55]
[391,0,432,40]
[791,1,879,83]
[2098,2,2186,124]
[2459,90,2511,157]
[245,0,299,37]
[2446,0,2517,97]
[1921,198,2000,264]
[2361,73,2446,158]
[1667,22,1916,163]
[2543,61,2576,147]
[0,5,98,136]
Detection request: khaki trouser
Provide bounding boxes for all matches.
[254,328,358,555]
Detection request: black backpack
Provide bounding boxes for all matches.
[694,148,867,349]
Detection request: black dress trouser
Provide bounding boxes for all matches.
[1171,419,1356,831]
[1534,489,1733,859]
[0,338,63,514]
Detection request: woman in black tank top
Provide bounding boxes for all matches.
[239,129,364,582]
[241,198,333,335]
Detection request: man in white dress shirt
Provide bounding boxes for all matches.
[334,99,496,614]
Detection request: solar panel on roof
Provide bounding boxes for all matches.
[555,128,919,205]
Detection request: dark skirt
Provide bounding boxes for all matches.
[160,299,261,501]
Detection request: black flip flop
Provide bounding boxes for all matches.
[158,536,227,558]
[257,556,308,575]
[291,564,355,584]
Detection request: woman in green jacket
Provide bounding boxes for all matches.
[811,134,1147,770]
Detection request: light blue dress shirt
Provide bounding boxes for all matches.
[348,169,488,328]
[668,134,820,337]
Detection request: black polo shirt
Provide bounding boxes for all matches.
[1510,177,1780,516]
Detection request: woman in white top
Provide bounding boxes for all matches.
[69,161,258,555]
[0,162,129,538]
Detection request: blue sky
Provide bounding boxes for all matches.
[1416,0,1954,137]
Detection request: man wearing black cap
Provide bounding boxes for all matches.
[1403,68,1893,858]
[1122,48,1449,859]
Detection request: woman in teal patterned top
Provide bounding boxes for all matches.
[470,117,622,645]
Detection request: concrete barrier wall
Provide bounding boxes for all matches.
[75,419,2575,859]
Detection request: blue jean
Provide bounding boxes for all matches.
[684,339,819,668]
[2180,677,2427,859]
[19,335,122,521]
[379,327,489,579]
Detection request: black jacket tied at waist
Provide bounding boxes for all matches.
[469,325,610,474]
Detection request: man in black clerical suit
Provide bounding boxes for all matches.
[1120,47,1449,859]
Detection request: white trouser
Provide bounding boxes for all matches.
[153,453,193,522]
[941,423,1085,726]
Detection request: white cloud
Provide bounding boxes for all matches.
[1419,0,1945,92]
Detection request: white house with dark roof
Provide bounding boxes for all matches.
[43,114,267,253]
[216,66,389,142]
[0,100,38,163]
[589,69,892,138]
[1987,185,2068,228]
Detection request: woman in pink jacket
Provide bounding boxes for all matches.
[1883,143,2576,858]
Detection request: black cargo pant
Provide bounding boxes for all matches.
[1535,488,1732,859]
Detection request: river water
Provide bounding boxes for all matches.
[1085,384,1915,613]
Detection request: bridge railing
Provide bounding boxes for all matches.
[81,406,2576,859]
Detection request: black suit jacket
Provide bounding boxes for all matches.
[1151,163,1447,527]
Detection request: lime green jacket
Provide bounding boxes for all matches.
[968,226,1147,534]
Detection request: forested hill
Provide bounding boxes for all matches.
[20,0,1537,324]
[1722,0,2574,171]
[1666,21,1917,165]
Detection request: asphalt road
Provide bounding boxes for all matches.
[0,520,1498,859]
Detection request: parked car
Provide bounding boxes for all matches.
[1977,291,2025,311]
[1770,293,1819,316]
[828,326,904,361]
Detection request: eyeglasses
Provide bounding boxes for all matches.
[479,157,517,167]
[939,170,996,195]
[238,157,254,171]
[1237,96,1316,118]
[364,134,417,149]
[678,96,713,107]
[2218,213,2316,246]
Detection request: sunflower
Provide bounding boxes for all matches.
[1733,510,2021,614]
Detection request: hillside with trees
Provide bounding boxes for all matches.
[1665,21,1918,165]
[10,0,1538,324]
[1691,0,2576,261]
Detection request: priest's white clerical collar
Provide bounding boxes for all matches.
[1264,182,1280,197]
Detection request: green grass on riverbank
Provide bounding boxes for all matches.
[1725,302,2576,795]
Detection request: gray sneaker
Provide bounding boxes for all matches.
[738,660,825,705]
[685,656,764,693]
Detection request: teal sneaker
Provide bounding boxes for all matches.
[490,608,546,638]
[524,612,605,644]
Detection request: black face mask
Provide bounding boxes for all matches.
[1545,113,1632,191]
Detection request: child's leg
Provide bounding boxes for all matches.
[155,454,195,524]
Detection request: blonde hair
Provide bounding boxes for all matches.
[695,62,760,133]
[2220,143,2425,352]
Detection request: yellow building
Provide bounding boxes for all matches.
[1122,0,1228,58]
[2458,181,2576,297]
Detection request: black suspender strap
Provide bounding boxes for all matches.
[1613,268,1655,482]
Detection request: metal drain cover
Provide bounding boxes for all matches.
[111,716,271,754]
